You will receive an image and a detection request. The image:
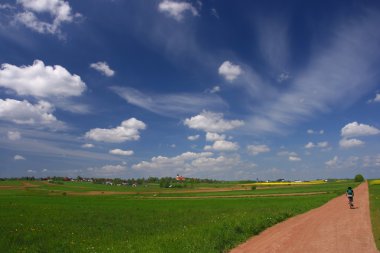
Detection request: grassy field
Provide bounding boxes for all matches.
[0,180,358,253]
[369,180,380,250]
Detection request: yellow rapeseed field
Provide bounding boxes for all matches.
[369,180,380,185]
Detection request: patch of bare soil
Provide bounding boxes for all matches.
[230,183,379,253]
[143,192,327,199]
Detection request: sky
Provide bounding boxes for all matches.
[0,0,380,180]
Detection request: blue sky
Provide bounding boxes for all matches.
[1,0,380,180]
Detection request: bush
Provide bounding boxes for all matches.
[354,174,365,182]
[251,186,257,190]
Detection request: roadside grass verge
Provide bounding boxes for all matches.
[369,180,380,250]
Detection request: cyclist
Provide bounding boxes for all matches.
[346,186,354,208]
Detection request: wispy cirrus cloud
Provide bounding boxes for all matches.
[111,86,227,118]
[247,11,380,133]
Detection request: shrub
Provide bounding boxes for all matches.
[354,174,365,182]
[251,186,257,190]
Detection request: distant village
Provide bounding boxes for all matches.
[0,175,330,188]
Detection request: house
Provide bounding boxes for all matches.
[176,174,185,182]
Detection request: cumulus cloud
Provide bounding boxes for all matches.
[307,129,324,135]
[368,93,380,103]
[218,61,242,82]
[305,141,329,149]
[81,143,94,148]
[289,155,301,161]
[111,86,226,118]
[15,0,80,35]
[132,151,240,176]
[373,94,380,102]
[158,0,198,21]
[133,151,213,170]
[0,60,86,97]
[247,144,270,155]
[206,132,226,142]
[204,140,239,151]
[184,111,244,133]
[14,154,25,160]
[339,138,364,148]
[8,131,21,140]
[187,134,200,141]
[109,149,134,156]
[85,118,146,143]
[87,164,128,176]
[341,122,380,138]
[0,99,64,129]
[325,156,339,167]
[90,61,115,77]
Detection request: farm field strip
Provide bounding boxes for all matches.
[0,190,339,253]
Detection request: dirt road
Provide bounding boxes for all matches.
[230,182,379,253]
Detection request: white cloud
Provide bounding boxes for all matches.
[341,122,380,138]
[218,61,242,82]
[100,164,127,174]
[27,169,36,173]
[42,169,48,172]
[15,0,80,35]
[0,99,64,129]
[305,141,329,149]
[111,86,226,118]
[307,129,324,135]
[8,131,21,140]
[0,60,86,97]
[90,61,115,77]
[205,132,226,142]
[81,143,94,148]
[158,0,198,21]
[184,111,244,133]
[374,94,380,102]
[247,144,270,155]
[85,118,146,143]
[277,151,297,157]
[187,135,200,141]
[14,154,25,160]
[109,149,134,156]
[317,141,329,148]
[132,151,240,177]
[289,155,301,162]
[190,156,239,172]
[325,156,339,167]
[339,138,364,148]
[210,86,221,93]
[305,142,315,149]
[133,151,213,170]
[368,93,380,103]
[204,140,239,151]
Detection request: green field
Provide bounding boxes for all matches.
[369,180,380,250]
[0,180,359,253]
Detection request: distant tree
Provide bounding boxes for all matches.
[354,174,365,182]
